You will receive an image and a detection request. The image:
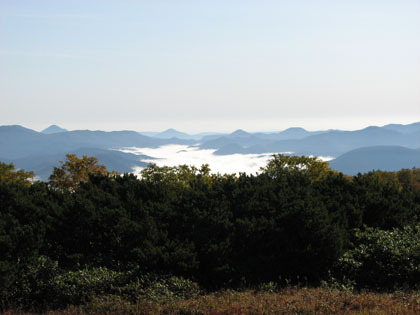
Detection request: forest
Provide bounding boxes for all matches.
[2,154,420,313]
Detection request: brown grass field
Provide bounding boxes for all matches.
[5,287,420,314]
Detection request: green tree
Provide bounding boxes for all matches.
[0,162,34,186]
[261,154,334,182]
[336,226,420,290]
[140,163,215,187]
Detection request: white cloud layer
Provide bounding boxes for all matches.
[121,145,277,175]
[121,145,334,176]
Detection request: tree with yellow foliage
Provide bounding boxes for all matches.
[0,161,34,186]
[49,154,110,191]
[261,154,336,182]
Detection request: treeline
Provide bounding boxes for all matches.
[2,155,420,310]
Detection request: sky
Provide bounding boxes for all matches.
[1,0,419,133]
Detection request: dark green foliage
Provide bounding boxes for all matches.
[0,182,50,303]
[229,172,344,285]
[353,172,420,228]
[335,226,420,290]
[2,155,420,310]
[3,255,200,311]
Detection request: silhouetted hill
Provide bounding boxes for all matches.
[329,146,420,175]
[41,125,68,134]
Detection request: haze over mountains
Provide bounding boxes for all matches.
[1,122,420,180]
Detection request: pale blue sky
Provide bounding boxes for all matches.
[1,0,419,132]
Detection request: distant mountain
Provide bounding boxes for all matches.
[205,125,420,157]
[329,146,420,175]
[382,122,420,134]
[194,132,224,138]
[0,125,194,160]
[0,125,194,180]
[10,148,152,181]
[214,143,246,155]
[199,128,332,151]
[254,127,327,141]
[230,129,251,137]
[155,128,193,140]
[139,131,160,137]
[0,125,48,159]
[140,129,222,141]
[41,125,68,134]
[276,126,416,156]
[199,133,229,143]
[199,130,273,149]
[3,122,420,178]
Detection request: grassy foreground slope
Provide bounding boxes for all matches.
[5,287,420,314]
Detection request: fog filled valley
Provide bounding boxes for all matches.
[1,122,420,181]
[122,144,318,176]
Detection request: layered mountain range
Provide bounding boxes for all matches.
[1,122,420,179]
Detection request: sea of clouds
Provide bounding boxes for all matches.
[121,145,277,175]
[121,145,333,176]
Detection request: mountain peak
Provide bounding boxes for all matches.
[156,128,191,139]
[41,125,67,134]
[230,129,250,137]
[163,128,178,132]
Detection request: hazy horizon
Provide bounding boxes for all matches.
[1,1,419,132]
[5,118,420,135]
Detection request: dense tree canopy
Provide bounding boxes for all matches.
[2,154,420,310]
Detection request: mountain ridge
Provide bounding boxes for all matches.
[2,122,420,178]
[329,145,420,175]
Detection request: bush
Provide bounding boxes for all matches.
[2,256,60,310]
[52,266,125,306]
[1,258,201,311]
[5,258,126,310]
[123,275,201,302]
[334,226,420,290]
[257,281,278,293]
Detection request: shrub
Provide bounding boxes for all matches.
[2,258,201,311]
[133,276,201,302]
[334,226,420,290]
[257,281,278,293]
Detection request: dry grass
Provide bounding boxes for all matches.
[4,287,420,314]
